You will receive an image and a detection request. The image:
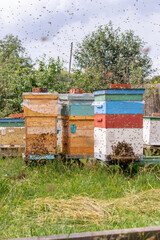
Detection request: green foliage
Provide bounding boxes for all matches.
[74,22,153,88]
[0,35,67,117]
[34,55,69,93]
[0,35,35,117]
[149,75,160,84]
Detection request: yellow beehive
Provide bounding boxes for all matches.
[23,93,58,156]
[0,127,25,146]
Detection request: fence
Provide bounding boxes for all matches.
[144,84,160,116]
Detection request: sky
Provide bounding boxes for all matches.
[0,0,160,75]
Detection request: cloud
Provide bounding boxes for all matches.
[0,0,160,75]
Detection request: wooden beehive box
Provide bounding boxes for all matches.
[93,88,145,161]
[23,93,58,156]
[0,119,25,146]
[143,117,160,146]
[61,116,94,156]
[59,94,94,116]
[59,94,94,157]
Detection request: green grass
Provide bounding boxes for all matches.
[0,157,160,239]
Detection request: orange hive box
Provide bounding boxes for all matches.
[61,116,94,156]
[23,93,58,156]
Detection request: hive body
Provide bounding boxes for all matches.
[0,118,25,156]
[23,93,58,159]
[93,88,145,161]
[59,94,94,157]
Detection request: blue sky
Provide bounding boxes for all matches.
[0,0,160,75]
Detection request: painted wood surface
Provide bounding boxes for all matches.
[94,94,143,101]
[23,94,58,156]
[26,117,57,128]
[0,119,24,127]
[93,89,145,95]
[26,133,57,155]
[61,118,94,138]
[94,127,143,157]
[62,137,94,148]
[25,116,57,155]
[61,105,94,116]
[23,94,59,117]
[94,114,143,128]
[23,93,58,99]
[94,101,144,114]
[60,116,94,120]
[61,117,94,155]
[143,118,160,145]
[61,145,93,155]
[59,93,94,101]
[0,127,25,146]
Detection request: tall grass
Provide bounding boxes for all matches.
[0,157,160,239]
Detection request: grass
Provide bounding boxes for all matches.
[0,157,160,239]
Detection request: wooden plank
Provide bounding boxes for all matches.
[26,117,57,127]
[65,154,93,159]
[27,127,56,135]
[143,83,160,116]
[0,119,25,127]
[94,114,143,128]
[61,105,94,116]
[62,146,94,155]
[61,118,94,138]
[8,226,160,240]
[94,101,144,115]
[62,137,94,148]
[23,93,58,99]
[60,116,94,120]
[143,118,160,145]
[93,89,145,95]
[0,127,25,146]
[94,94,143,101]
[59,93,93,101]
[0,146,24,157]
[62,129,93,138]
[23,104,58,117]
[26,133,57,155]
[110,83,131,89]
[23,94,58,117]
[152,113,160,117]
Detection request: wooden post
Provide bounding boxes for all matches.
[68,42,73,83]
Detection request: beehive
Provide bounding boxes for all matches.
[59,94,94,157]
[93,87,145,161]
[0,118,25,156]
[23,93,58,158]
[143,117,160,146]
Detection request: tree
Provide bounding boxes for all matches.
[34,55,68,93]
[0,35,34,117]
[74,22,153,87]
[0,35,67,117]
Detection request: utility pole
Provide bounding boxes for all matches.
[68,42,73,82]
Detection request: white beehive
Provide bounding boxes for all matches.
[94,127,143,161]
[143,117,160,146]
